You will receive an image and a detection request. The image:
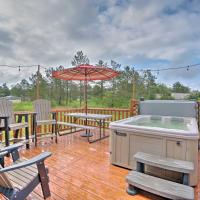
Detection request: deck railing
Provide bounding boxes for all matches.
[1,100,200,142]
[0,100,138,141]
[54,107,134,131]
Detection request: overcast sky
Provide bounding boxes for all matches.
[0,0,200,89]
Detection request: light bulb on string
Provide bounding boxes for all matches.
[18,66,21,71]
[187,66,189,71]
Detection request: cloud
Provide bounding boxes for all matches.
[0,0,200,88]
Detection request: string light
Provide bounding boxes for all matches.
[0,64,47,72]
[135,63,200,73]
[0,63,199,73]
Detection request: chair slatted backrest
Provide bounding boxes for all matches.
[34,99,51,121]
[0,166,13,189]
[0,98,15,126]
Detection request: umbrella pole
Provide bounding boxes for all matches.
[80,78,93,137]
[84,79,87,114]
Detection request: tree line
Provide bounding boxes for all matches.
[0,51,198,108]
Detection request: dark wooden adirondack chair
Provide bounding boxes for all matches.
[0,98,30,149]
[0,143,51,200]
[33,99,57,146]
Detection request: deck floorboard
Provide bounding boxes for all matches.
[1,130,200,200]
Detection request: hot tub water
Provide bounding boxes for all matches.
[126,116,189,131]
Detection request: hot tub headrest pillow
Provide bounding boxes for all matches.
[139,100,197,118]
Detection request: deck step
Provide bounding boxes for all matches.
[126,171,194,200]
[134,152,194,173]
[57,122,96,130]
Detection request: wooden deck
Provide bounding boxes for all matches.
[2,130,200,200]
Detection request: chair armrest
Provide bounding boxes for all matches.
[15,112,37,117]
[0,151,8,158]
[15,113,29,117]
[14,112,36,116]
[0,116,9,120]
[0,152,52,173]
[0,143,24,154]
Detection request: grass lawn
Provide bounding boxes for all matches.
[13,101,81,111]
[13,98,130,111]
[13,101,33,111]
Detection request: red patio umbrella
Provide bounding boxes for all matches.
[52,64,120,113]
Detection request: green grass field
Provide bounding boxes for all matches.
[13,101,33,111]
[13,98,130,111]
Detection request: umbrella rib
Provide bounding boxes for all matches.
[92,67,118,80]
[83,67,114,80]
[67,68,82,80]
[58,68,84,80]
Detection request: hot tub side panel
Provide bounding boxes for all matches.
[110,130,130,168]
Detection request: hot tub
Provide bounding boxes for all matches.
[109,114,199,186]
[109,115,199,139]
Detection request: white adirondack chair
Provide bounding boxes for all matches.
[33,99,57,146]
[0,98,29,148]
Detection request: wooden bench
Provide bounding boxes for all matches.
[57,122,96,136]
[126,152,194,199]
[126,171,194,200]
[57,122,96,130]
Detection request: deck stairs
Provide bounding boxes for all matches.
[126,152,194,200]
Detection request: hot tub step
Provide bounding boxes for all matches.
[126,171,194,200]
[134,152,194,173]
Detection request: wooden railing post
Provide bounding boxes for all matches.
[197,101,200,130]
[130,99,138,116]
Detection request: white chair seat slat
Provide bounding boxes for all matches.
[14,159,38,176]
[6,171,34,190]
[0,173,14,189]
[0,162,13,189]
[6,159,38,190]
